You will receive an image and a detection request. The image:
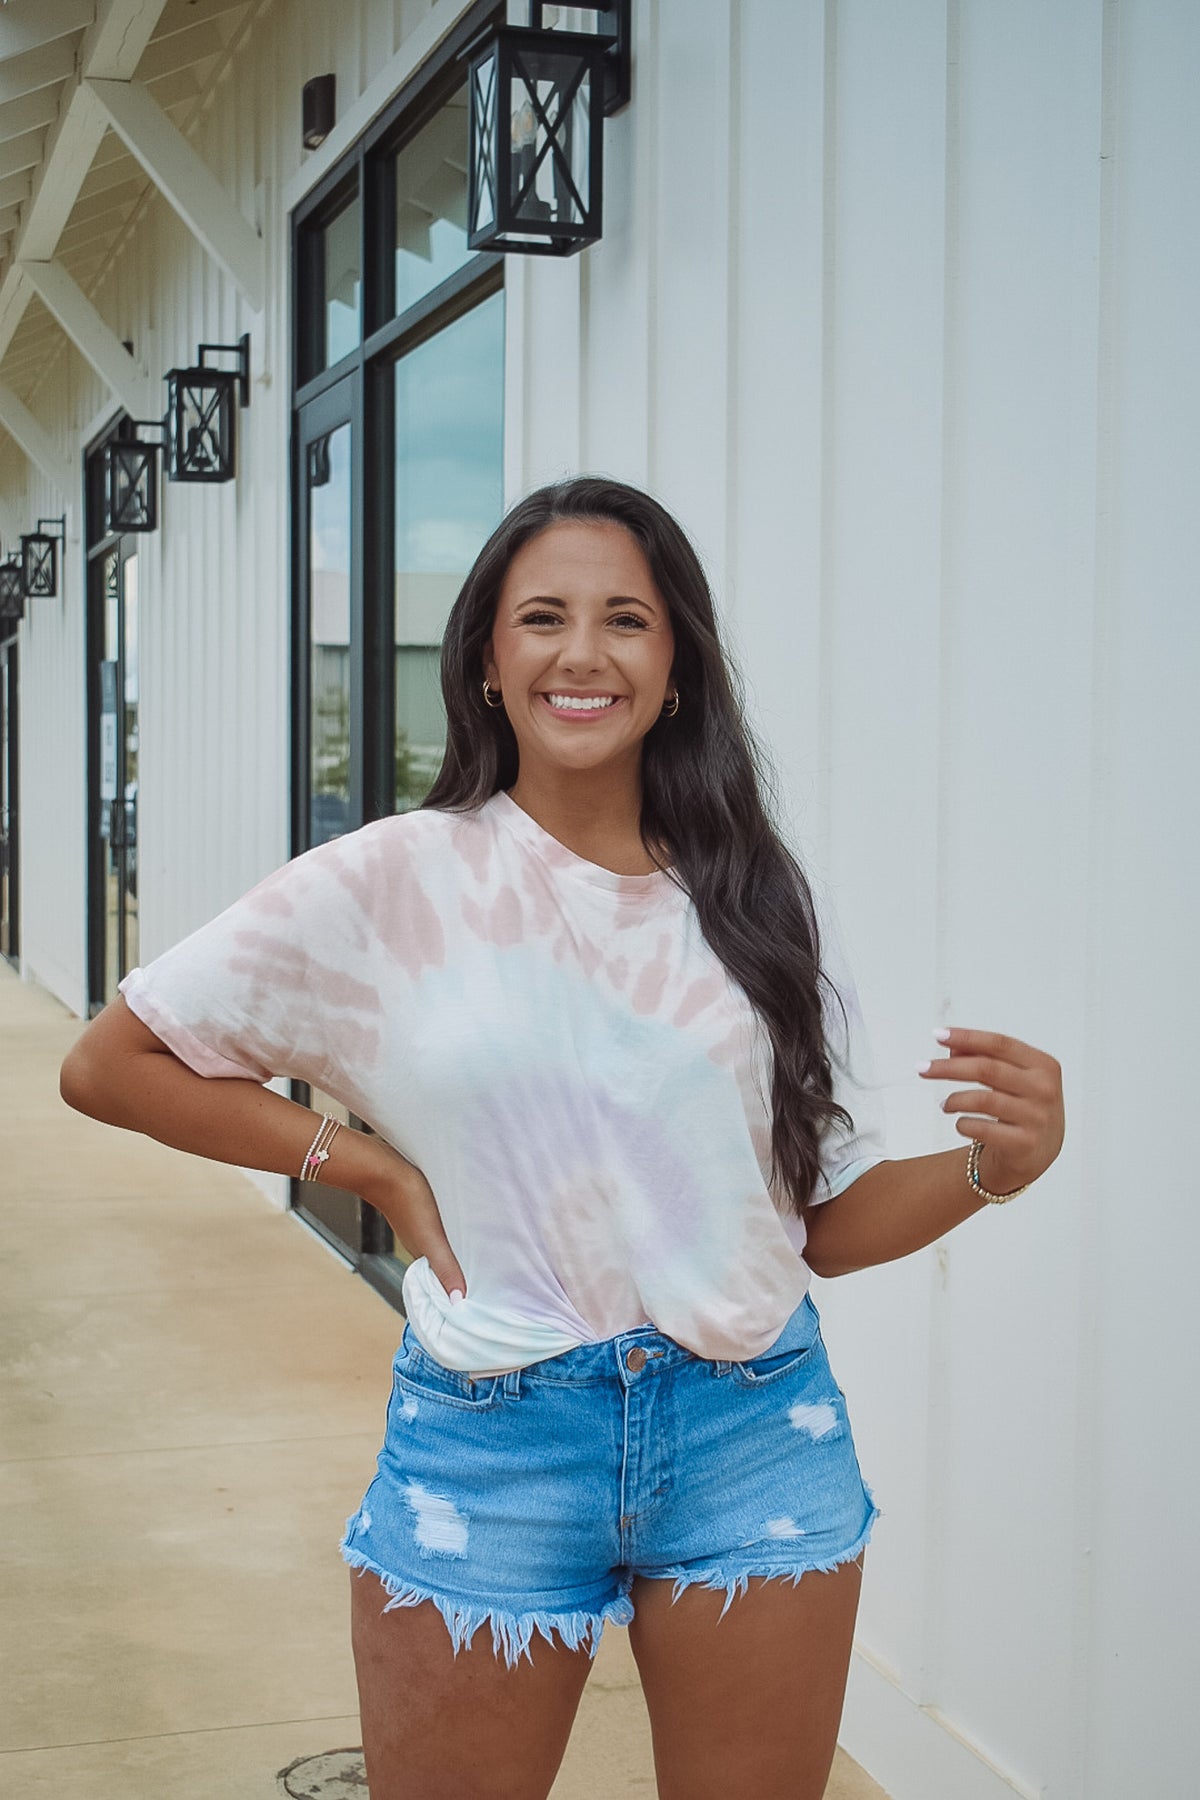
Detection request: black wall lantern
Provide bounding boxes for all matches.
[0,555,25,625]
[104,418,165,534]
[465,1,631,257]
[20,515,66,599]
[164,334,250,484]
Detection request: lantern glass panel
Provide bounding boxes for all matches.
[21,535,55,598]
[394,85,473,315]
[105,442,159,534]
[470,53,497,238]
[168,369,235,482]
[506,44,593,233]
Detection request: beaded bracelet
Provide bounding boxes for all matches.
[299,1113,341,1183]
[966,1137,1030,1204]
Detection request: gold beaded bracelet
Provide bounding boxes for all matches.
[966,1138,1030,1204]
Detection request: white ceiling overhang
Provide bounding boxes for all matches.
[0,0,269,488]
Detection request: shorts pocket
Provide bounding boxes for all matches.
[393,1336,504,1412]
[728,1335,822,1387]
[728,1296,825,1389]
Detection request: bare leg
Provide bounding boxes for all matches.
[627,1553,866,1800]
[349,1570,596,1800]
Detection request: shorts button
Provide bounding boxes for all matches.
[626,1346,647,1372]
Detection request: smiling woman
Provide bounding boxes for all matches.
[59,473,1061,1800]
[478,517,678,866]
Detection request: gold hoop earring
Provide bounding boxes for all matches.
[661,689,679,717]
[482,677,504,709]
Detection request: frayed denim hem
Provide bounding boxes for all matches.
[340,1537,636,1671]
[646,1486,881,1625]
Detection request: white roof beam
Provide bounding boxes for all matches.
[82,0,172,81]
[0,381,74,494]
[85,76,263,309]
[19,256,156,418]
[0,39,78,107]
[0,2,97,62]
[15,87,107,260]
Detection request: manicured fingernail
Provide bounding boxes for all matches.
[449,1288,465,1304]
[934,1028,952,1042]
[917,1060,931,1073]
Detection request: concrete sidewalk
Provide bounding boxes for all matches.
[0,963,889,1799]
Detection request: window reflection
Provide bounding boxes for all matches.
[395,90,472,316]
[325,196,361,365]
[309,423,352,845]
[393,288,504,813]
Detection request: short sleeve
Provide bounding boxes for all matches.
[809,893,889,1204]
[118,832,382,1099]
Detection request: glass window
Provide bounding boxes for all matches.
[393,288,504,812]
[394,89,473,316]
[324,194,361,365]
[308,422,352,845]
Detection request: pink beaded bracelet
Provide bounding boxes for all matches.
[299,1113,341,1182]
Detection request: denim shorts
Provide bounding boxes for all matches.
[340,1291,880,1670]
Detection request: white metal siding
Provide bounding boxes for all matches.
[2,2,1196,1795]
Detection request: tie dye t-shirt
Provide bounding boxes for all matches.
[118,789,886,1375]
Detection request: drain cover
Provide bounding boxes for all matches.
[277,1748,368,1796]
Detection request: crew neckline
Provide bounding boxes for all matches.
[487,788,680,899]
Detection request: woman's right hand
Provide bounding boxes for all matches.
[59,997,468,1299]
[356,1141,467,1301]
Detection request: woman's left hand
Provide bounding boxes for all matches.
[919,1027,1065,1194]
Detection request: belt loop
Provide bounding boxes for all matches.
[714,1358,733,1377]
[503,1367,522,1399]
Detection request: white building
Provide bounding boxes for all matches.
[1,3,1196,1795]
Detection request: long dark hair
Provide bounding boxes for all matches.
[420,476,853,1217]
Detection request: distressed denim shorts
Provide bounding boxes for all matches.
[340,1290,880,1670]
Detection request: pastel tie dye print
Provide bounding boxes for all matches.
[119,789,886,1373]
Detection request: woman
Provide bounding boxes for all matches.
[60,477,1064,1800]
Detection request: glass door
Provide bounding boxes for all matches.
[292,380,365,1257]
[91,539,140,1007]
[0,638,17,965]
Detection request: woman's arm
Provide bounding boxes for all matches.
[802,1026,1064,1278]
[59,997,468,1297]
